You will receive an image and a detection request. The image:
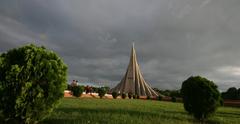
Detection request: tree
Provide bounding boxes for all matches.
[153,88,181,98]
[170,90,181,98]
[98,87,107,98]
[128,92,133,99]
[132,94,137,99]
[221,87,239,100]
[171,97,177,102]
[121,93,127,99]
[147,96,151,100]
[181,76,221,121]
[71,86,84,97]
[0,44,67,124]
[157,95,162,101]
[238,88,240,99]
[227,87,238,99]
[112,92,118,99]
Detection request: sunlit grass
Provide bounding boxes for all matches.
[40,98,240,124]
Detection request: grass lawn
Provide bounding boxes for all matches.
[41,98,240,124]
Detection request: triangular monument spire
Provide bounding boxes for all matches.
[111,43,158,96]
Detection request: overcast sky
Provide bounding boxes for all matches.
[0,0,240,91]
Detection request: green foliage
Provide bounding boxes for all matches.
[137,95,140,99]
[67,84,72,90]
[181,76,221,120]
[170,90,181,97]
[158,96,162,101]
[99,86,110,93]
[147,96,151,100]
[132,94,137,99]
[0,44,67,124]
[153,88,181,98]
[112,92,118,99]
[71,86,84,97]
[221,87,240,100]
[121,93,127,99]
[91,87,99,93]
[220,98,224,106]
[128,92,133,99]
[171,97,177,102]
[98,87,107,98]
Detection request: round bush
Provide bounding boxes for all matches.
[158,96,162,101]
[98,87,107,98]
[71,86,84,97]
[147,96,151,100]
[121,93,127,99]
[171,97,177,102]
[128,92,133,99]
[0,44,67,124]
[137,95,140,99]
[133,94,137,99]
[112,92,118,99]
[181,76,221,120]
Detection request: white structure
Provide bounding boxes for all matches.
[111,44,158,96]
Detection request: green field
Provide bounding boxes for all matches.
[40,98,240,124]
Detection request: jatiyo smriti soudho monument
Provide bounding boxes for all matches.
[111,43,159,97]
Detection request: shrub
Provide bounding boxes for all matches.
[101,86,110,93]
[112,92,118,99]
[137,95,140,99]
[92,87,98,93]
[220,98,224,106]
[98,87,107,98]
[158,96,162,101]
[121,93,127,99]
[128,92,133,99]
[181,76,221,120]
[133,94,137,99]
[71,86,84,97]
[0,44,67,124]
[221,87,240,100]
[67,84,72,90]
[171,97,177,102]
[147,96,151,100]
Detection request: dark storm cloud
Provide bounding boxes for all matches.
[1,0,240,91]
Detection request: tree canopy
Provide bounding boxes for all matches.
[0,44,67,124]
[181,76,221,120]
[221,87,240,100]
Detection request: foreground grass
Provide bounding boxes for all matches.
[40,98,240,124]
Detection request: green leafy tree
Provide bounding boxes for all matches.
[0,44,67,124]
[136,95,140,99]
[222,87,238,100]
[98,87,107,98]
[71,86,84,97]
[133,94,137,99]
[171,97,177,102]
[128,92,133,99]
[121,93,127,99]
[157,95,162,101]
[238,88,240,99]
[67,84,72,90]
[181,76,221,121]
[170,90,181,98]
[147,96,151,100]
[112,92,118,99]
[153,88,181,98]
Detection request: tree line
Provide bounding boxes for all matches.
[154,87,240,100]
[221,87,240,100]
